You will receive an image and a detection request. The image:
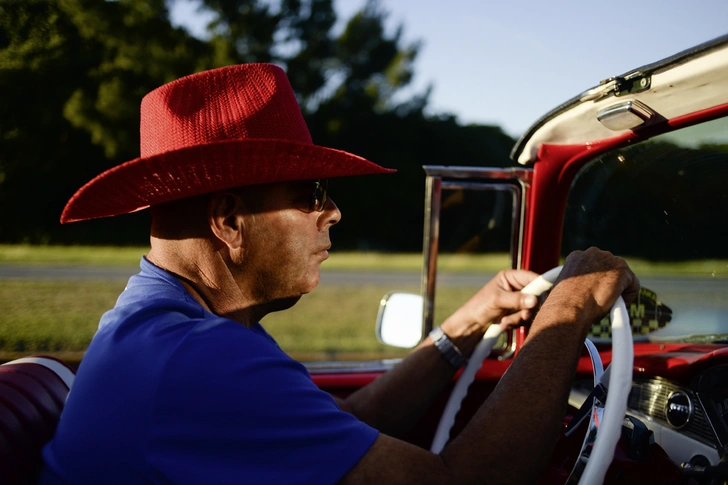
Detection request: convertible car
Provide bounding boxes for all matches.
[2,33,727,485]
[316,33,728,484]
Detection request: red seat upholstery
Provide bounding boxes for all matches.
[0,356,76,485]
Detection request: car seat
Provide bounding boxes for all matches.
[0,356,76,485]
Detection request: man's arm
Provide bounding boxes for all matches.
[335,268,540,436]
[339,248,639,484]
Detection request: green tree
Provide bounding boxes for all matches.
[0,0,211,243]
[0,0,517,249]
[195,0,423,118]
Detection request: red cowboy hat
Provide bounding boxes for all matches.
[60,63,395,223]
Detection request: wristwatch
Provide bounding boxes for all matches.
[428,327,468,369]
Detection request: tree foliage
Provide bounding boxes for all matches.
[0,0,211,243]
[563,140,728,261]
[0,0,516,249]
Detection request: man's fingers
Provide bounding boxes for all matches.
[523,294,538,309]
[489,290,538,331]
[622,274,641,305]
[499,269,540,291]
[499,308,534,331]
[554,248,640,319]
[495,289,538,313]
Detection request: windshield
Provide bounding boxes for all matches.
[563,116,728,344]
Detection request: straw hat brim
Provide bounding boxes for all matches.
[60,138,395,223]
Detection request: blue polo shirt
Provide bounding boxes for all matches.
[40,258,378,484]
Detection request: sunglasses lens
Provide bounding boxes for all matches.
[310,179,328,212]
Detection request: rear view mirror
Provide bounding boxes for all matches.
[376,292,424,349]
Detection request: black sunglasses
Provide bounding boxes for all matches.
[309,179,328,212]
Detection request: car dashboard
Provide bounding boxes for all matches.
[570,349,728,471]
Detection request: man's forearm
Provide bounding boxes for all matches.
[440,298,589,483]
[339,269,542,434]
[340,336,462,436]
[340,300,597,485]
[340,250,639,484]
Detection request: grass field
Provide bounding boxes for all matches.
[1,244,726,366]
[0,278,474,365]
[3,244,726,275]
[0,245,485,365]
[0,244,512,272]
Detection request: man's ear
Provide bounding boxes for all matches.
[208,192,246,249]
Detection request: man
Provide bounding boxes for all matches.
[41,63,638,484]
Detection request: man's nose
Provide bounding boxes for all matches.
[318,197,341,229]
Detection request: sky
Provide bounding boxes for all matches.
[171,0,728,138]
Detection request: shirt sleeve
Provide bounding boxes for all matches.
[146,319,379,485]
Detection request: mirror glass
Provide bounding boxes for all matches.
[376,292,423,348]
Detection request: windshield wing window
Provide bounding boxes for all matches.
[563,117,728,343]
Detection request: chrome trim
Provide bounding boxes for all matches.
[305,359,402,374]
[514,176,529,270]
[420,166,533,351]
[695,392,725,449]
[510,33,728,163]
[597,100,655,131]
[423,166,533,181]
[422,175,441,337]
[375,292,391,344]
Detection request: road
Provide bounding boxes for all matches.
[1,264,725,293]
[0,264,491,287]
[1,264,724,338]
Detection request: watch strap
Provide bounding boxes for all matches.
[429,327,468,369]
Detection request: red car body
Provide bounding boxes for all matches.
[312,33,728,484]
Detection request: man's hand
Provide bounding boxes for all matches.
[439,269,539,357]
[545,247,640,332]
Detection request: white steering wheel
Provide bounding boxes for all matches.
[430,266,633,485]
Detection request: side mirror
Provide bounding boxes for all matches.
[376,292,424,348]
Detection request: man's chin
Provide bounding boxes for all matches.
[301,270,321,293]
[267,295,303,313]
